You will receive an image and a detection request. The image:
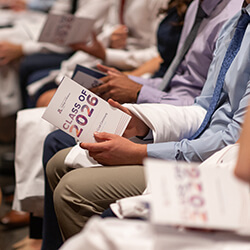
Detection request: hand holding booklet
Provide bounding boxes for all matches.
[42,76,131,143]
[38,13,95,46]
[144,158,250,233]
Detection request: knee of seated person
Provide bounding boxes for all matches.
[53,180,66,209]
[52,171,84,211]
[46,148,72,189]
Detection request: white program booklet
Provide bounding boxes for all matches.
[38,13,94,45]
[144,158,250,232]
[72,64,106,89]
[42,76,131,143]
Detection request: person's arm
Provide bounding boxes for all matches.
[104,46,159,71]
[147,82,250,162]
[234,103,250,184]
[79,99,206,166]
[87,63,196,106]
[123,55,163,77]
[0,41,23,66]
[80,99,149,166]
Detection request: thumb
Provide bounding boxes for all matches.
[96,64,110,73]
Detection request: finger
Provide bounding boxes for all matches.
[90,83,110,95]
[108,99,124,110]
[96,64,111,73]
[99,75,112,83]
[96,64,119,74]
[94,131,114,142]
[108,99,132,117]
[87,151,110,165]
[80,142,105,152]
[107,70,122,77]
[101,91,112,101]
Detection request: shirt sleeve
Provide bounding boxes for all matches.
[147,82,250,162]
[27,0,54,12]
[138,84,196,106]
[22,41,72,55]
[105,46,159,70]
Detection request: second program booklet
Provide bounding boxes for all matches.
[38,13,94,46]
[42,76,131,142]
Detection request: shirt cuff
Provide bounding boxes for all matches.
[105,48,132,70]
[137,85,164,104]
[147,141,177,160]
[22,41,42,55]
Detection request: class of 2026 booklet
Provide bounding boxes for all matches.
[42,76,131,143]
[144,158,250,233]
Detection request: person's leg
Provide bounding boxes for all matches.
[100,208,117,218]
[46,148,146,240]
[25,69,57,108]
[42,130,76,250]
[19,52,72,107]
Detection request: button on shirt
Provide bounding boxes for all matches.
[147,5,250,162]
[130,0,243,106]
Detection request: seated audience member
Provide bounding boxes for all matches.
[59,139,250,250]
[34,0,235,108]
[42,0,239,172]
[21,0,167,108]
[60,103,250,250]
[38,0,242,247]
[10,1,189,248]
[119,0,193,78]
[0,0,111,249]
[0,0,110,143]
[19,0,112,108]
[0,0,55,142]
[45,0,250,243]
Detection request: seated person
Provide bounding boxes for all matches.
[22,0,167,107]
[17,0,112,107]
[39,0,240,108]
[45,0,250,242]
[10,0,243,248]
[36,0,242,247]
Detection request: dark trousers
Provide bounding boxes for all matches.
[19,52,72,108]
[42,130,76,250]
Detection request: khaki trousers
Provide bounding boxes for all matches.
[46,147,146,240]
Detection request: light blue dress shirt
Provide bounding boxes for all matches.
[147,4,250,162]
[130,0,243,106]
[27,0,55,12]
